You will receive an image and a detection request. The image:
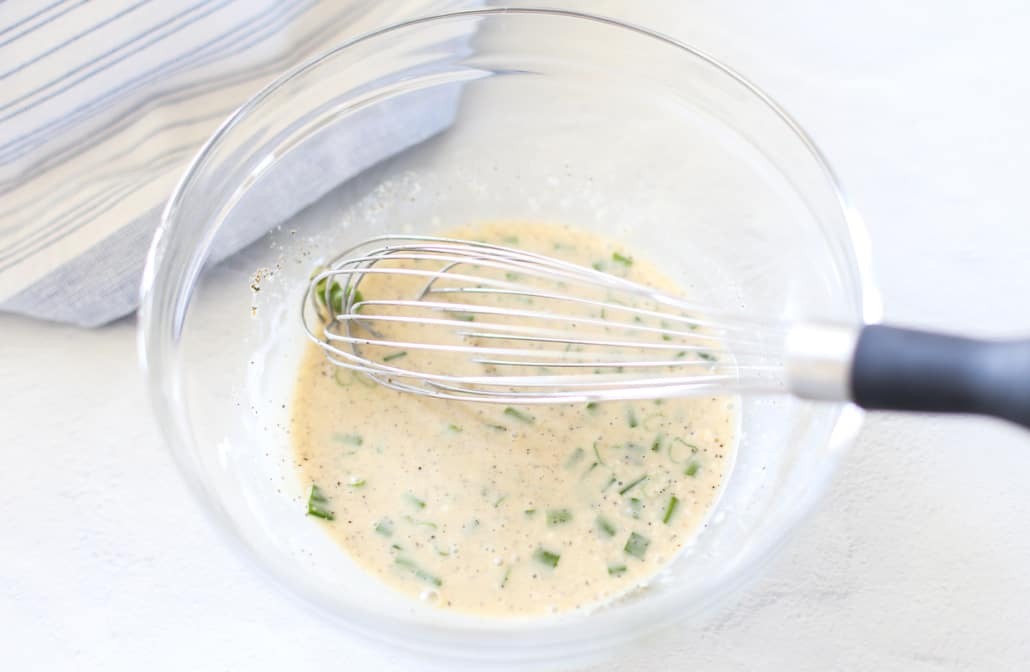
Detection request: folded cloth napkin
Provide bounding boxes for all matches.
[0,0,470,327]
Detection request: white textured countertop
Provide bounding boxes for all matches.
[3,2,1030,669]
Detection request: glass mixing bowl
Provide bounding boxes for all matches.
[138,8,880,668]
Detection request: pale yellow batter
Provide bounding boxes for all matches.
[291,221,737,615]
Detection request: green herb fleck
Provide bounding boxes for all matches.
[586,402,599,412]
[534,547,561,568]
[335,433,363,446]
[383,351,408,362]
[524,509,537,517]
[486,423,509,432]
[650,433,664,453]
[565,447,585,469]
[697,352,717,362]
[405,493,426,509]
[592,441,606,466]
[624,532,650,560]
[660,320,671,341]
[500,566,512,588]
[669,437,698,464]
[685,461,701,477]
[662,496,680,524]
[395,556,442,587]
[591,260,606,271]
[597,516,616,537]
[611,251,633,267]
[675,351,687,359]
[403,515,438,529]
[628,497,643,519]
[494,495,507,508]
[503,407,534,424]
[504,272,522,281]
[348,478,366,488]
[547,509,573,526]
[618,474,648,495]
[626,407,638,428]
[447,423,463,433]
[306,484,334,520]
[608,563,628,576]
[602,475,617,492]
[375,518,393,536]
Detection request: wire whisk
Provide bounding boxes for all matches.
[300,235,1030,429]
[302,235,789,404]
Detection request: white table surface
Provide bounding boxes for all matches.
[4,1,1030,669]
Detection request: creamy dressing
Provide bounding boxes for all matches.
[290,221,737,615]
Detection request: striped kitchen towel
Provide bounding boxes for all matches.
[0,0,471,326]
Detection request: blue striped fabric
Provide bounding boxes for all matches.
[0,0,471,326]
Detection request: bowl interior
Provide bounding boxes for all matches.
[141,9,873,665]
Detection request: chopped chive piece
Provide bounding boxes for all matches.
[633,315,643,323]
[624,532,650,560]
[685,461,701,477]
[608,563,628,576]
[395,556,442,587]
[383,351,408,362]
[611,251,633,266]
[449,312,476,322]
[403,515,438,529]
[660,320,671,341]
[405,493,426,509]
[306,484,334,520]
[597,516,616,537]
[500,567,512,588]
[329,283,344,313]
[618,474,648,495]
[662,496,680,524]
[546,509,573,526]
[628,497,643,519]
[503,407,534,424]
[533,547,561,568]
[697,352,717,362]
[650,433,664,452]
[602,475,617,492]
[375,518,393,536]
[391,543,402,551]
[626,407,638,428]
[565,447,585,468]
[348,478,366,488]
[675,351,687,358]
[494,495,507,508]
[486,423,509,432]
[434,544,451,557]
[592,441,606,466]
[524,509,537,517]
[335,433,363,446]
[669,437,697,463]
[591,261,605,271]
[447,423,463,433]
[580,462,599,480]
[586,401,599,412]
